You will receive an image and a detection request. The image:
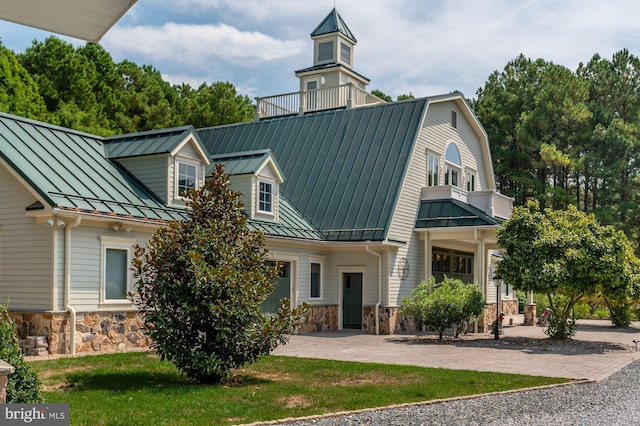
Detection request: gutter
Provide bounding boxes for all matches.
[64,216,82,354]
[365,244,382,335]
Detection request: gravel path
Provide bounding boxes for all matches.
[279,359,640,425]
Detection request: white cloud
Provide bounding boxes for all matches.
[102,22,305,66]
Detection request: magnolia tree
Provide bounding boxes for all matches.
[131,164,305,384]
[401,277,484,340]
[497,201,640,338]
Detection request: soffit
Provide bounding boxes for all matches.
[0,0,137,42]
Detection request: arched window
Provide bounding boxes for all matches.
[445,143,462,187]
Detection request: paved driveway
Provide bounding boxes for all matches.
[272,320,640,381]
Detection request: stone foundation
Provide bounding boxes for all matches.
[523,303,537,326]
[502,299,518,316]
[10,311,151,355]
[362,306,418,335]
[299,305,339,333]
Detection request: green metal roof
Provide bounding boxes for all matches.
[198,99,428,241]
[249,196,323,240]
[104,125,199,159]
[209,149,284,180]
[311,8,357,43]
[0,112,187,222]
[415,199,504,229]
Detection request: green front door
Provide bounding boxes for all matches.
[343,273,362,329]
[261,262,291,316]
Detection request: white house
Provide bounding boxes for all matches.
[0,8,513,355]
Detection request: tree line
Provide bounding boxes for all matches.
[0,36,254,136]
[4,36,640,253]
[472,49,640,254]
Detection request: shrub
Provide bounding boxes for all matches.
[401,277,484,340]
[572,302,591,319]
[594,306,609,319]
[0,301,43,403]
[131,164,306,384]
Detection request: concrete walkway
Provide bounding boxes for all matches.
[272,320,640,381]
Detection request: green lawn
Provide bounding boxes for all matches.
[31,352,568,425]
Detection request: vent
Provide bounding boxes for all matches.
[318,41,334,62]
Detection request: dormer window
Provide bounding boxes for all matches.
[259,181,273,213]
[177,160,199,197]
[318,41,334,62]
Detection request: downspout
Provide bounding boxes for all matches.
[64,216,81,354]
[365,244,382,335]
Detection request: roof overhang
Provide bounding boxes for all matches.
[0,0,137,42]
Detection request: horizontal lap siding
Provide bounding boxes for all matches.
[69,227,152,312]
[0,165,53,310]
[387,101,489,305]
[117,156,168,202]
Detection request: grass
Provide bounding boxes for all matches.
[31,352,569,425]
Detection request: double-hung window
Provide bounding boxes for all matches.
[427,153,439,186]
[100,236,136,304]
[310,258,323,299]
[177,161,198,197]
[466,169,476,191]
[258,181,273,213]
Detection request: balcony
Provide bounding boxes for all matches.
[421,185,513,220]
[255,83,386,120]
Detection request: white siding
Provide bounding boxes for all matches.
[68,226,152,312]
[229,175,252,213]
[116,156,169,202]
[176,141,201,161]
[386,99,491,304]
[0,166,53,310]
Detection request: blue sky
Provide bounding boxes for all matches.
[1,0,640,101]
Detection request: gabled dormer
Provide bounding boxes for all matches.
[295,8,370,95]
[104,126,211,208]
[209,150,284,222]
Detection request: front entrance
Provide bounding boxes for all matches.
[342,273,363,329]
[261,262,291,316]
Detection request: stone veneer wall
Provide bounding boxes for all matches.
[362,304,520,335]
[299,305,338,333]
[10,311,151,355]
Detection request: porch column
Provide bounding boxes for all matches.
[423,231,432,280]
[474,230,486,294]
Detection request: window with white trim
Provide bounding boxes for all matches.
[100,236,136,303]
[466,169,476,192]
[310,261,323,299]
[427,153,439,187]
[258,181,273,213]
[445,143,462,187]
[176,160,198,197]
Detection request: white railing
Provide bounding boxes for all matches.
[421,186,513,220]
[255,83,386,120]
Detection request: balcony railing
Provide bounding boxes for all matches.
[255,83,386,120]
[421,186,513,220]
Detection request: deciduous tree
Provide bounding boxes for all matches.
[497,201,640,338]
[131,164,305,384]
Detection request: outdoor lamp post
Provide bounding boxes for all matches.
[493,275,502,340]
